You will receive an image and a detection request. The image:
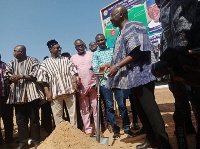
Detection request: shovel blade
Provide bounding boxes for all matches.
[90,136,109,145]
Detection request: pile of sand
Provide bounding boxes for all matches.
[38,121,110,149]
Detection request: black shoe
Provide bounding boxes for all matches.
[124,130,137,137]
[113,132,120,139]
[133,123,140,130]
[136,139,152,149]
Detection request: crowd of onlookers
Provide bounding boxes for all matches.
[1,1,200,149]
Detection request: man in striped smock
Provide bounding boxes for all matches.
[4,45,43,149]
[37,39,78,127]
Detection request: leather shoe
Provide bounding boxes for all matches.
[136,139,152,149]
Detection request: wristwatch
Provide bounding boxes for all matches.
[116,64,120,70]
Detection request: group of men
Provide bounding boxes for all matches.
[0,5,170,149]
[1,2,200,149]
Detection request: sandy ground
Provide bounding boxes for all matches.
[0,87,197,149]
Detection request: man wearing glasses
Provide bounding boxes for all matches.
[71,39,97,136]
[37,39,78,127]
[107,6,172,149]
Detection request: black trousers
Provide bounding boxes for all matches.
[168,78,193,124]
[129,96,139,124]
[0,96,13,143]
[41,102,53,136]
[131,81,171,149]
[15,99,40,143]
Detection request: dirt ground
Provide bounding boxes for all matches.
[0,87,197,149]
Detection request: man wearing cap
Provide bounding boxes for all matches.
[37,39,78,127]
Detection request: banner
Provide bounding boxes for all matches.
[100,0,162,50]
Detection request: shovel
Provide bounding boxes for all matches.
[90,72,109,145]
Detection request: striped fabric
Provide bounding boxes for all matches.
[106,21,156,89]
[37,56,77,99]
[4,57,44,104]
[0,61,7,96]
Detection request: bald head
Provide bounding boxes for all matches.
[112,5,128,19]
[13,45,27,60]
[14,45,26,54]
[110,5,128,29]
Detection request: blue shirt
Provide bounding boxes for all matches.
[106,21,156,89]
[92,47,113,86]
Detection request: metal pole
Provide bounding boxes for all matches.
[96,78,100,143]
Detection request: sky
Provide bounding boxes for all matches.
[0,0,115,63]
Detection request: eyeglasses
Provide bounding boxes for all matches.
[14,50,23,53]
[75,44,84,48]
[53,47,62,50]
[110,12,120,19]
